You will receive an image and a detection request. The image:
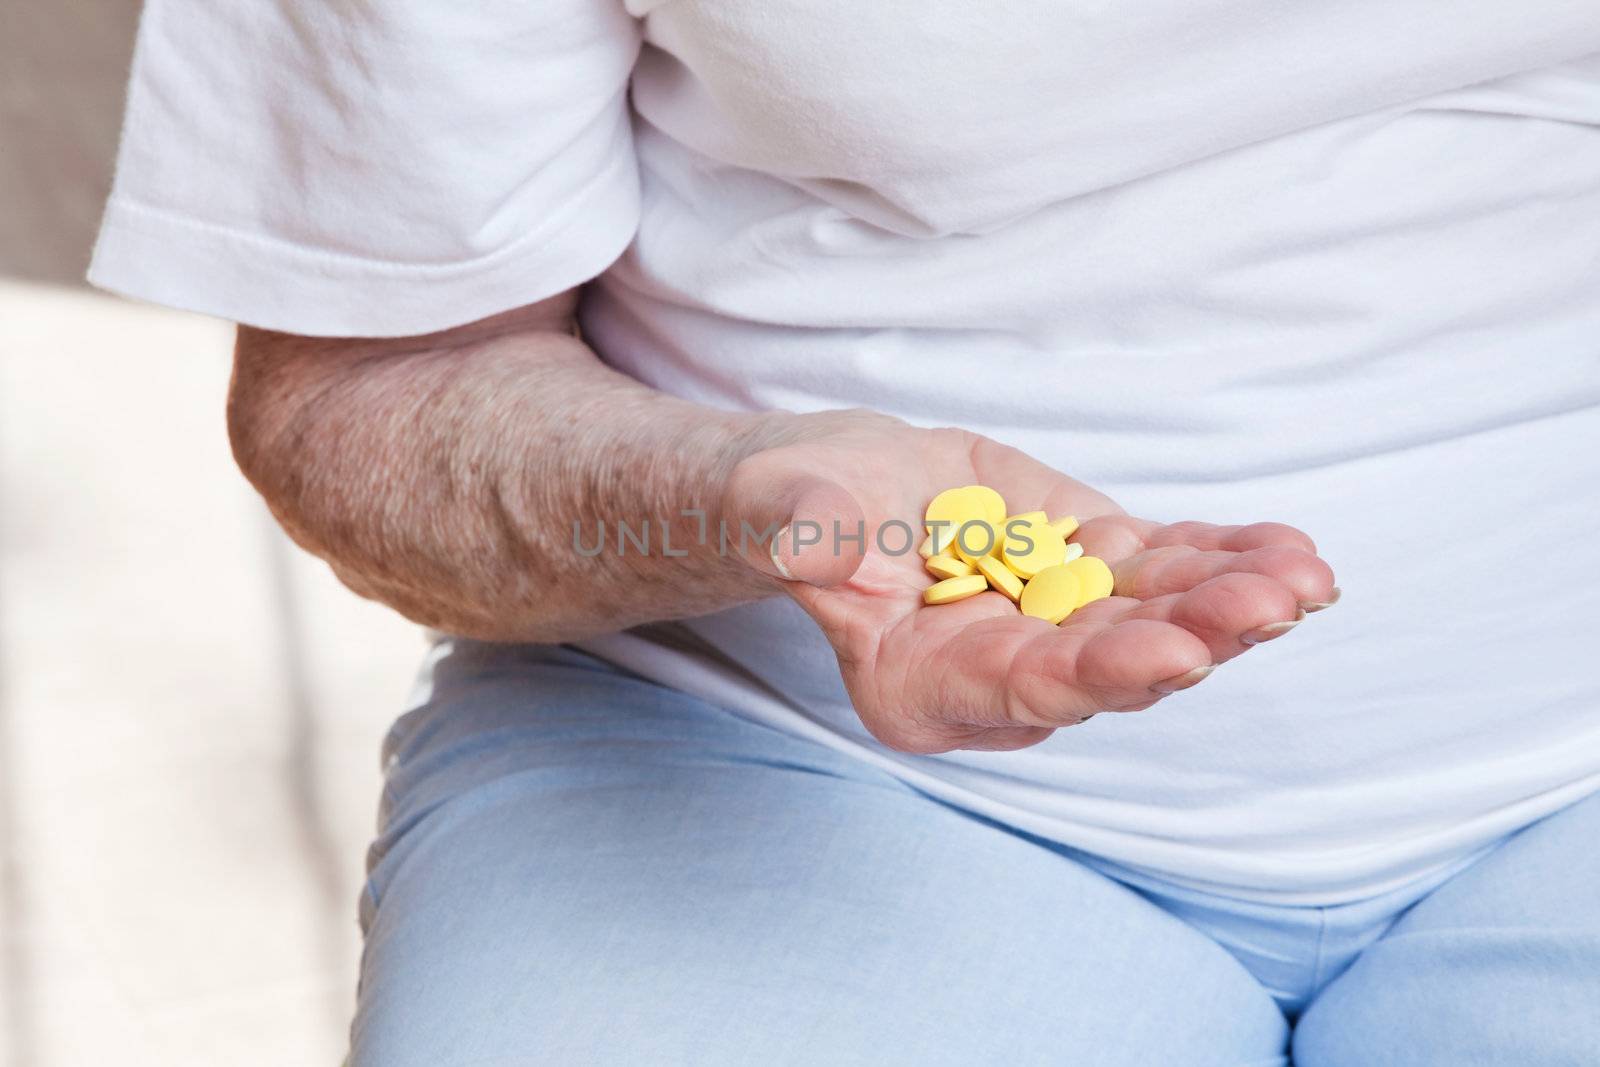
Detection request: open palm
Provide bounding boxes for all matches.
[724,411,1337,753]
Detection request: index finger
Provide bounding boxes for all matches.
[1071,516,1319,562]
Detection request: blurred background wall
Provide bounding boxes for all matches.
[1,3,424,1063]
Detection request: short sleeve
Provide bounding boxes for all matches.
[88,0,642,337]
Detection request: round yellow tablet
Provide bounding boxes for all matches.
[1002,511,1048,532]
[923,573,990,606]
[921,524,953,559]
[951,519,1001,564]
[1001,517,1067,579]
[1061,541,1085,564]
[975,554,1024,602]
[1019,565,1083,624]
[1047,514,1080,539]
[925,554,976,581]
[994,511,1047,557]
[926,485,1006,534]
[1064,555,1115,608]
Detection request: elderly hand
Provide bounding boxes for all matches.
[723,410,1337,753]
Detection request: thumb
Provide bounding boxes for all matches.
[724,463,867,587]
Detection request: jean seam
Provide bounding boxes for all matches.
[1308,905,1330,996]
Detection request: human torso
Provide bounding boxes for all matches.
[577,2,1600,902]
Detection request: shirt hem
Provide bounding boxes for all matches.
[86,160,641,337]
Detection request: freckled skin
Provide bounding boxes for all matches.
[231,289,1336,754]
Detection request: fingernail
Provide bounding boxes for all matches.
[1301,586,1341,613]
[1241,609,1307,646]
[1151,664,1215,694]
[769,525,794,580]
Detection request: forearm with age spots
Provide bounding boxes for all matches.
[228,305,796,641]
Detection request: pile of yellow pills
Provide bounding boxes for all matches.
[920,485,1114,624]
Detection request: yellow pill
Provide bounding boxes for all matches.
[994,511,1048,558]
[1064,555,1115,608]
[925,485,1007,533]
[1019,565,1084,624]
[975,554,1024,602]
[952,519,1001,564]
[1062,541,1085,564]
[924,525,963,558]
[1001,517,1067,579]
[1002,511,1048,531]
[1048,514,1080,539]
[923,574,990,605]
[925,554,976,581]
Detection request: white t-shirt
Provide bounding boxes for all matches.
[92,1,1600,903]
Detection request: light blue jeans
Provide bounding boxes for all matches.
[351,642,1600,1066]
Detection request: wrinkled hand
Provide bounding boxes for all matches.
[724,411,1337,754]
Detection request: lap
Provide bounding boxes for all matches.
[350,641,1288,1067]
[1294,787,1600,1066]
